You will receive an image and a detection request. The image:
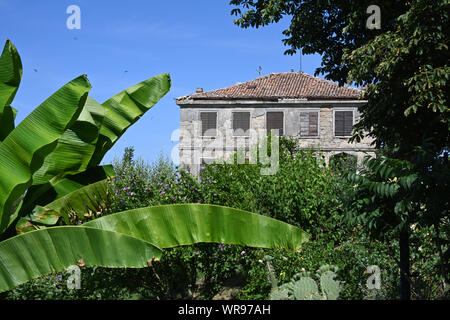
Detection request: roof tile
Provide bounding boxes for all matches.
[176,72,362,102]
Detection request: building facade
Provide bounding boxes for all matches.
[176,72,375,175]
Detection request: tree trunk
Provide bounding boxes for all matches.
[400,224,411,300]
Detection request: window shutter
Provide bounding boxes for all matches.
[201,112,217,136]
[335,111,344,136]
[266,112,283,136]
[233,112,250,136]
[309,112,318,136]
[343,111,353,136]
[299,112,309,136]
[300,111,318,136]
[335,111,353,136]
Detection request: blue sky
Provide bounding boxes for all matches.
[0,0,322,165]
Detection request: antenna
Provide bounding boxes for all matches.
[299,49,303,72]
[257,66,262,76]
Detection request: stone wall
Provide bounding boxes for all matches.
[179,103,376,175]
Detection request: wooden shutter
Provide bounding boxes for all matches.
[335,111,352,136]
[201,112,217,136]
[300,111,318,136]
[309,112,318,136]
[343,111,353,136]
[233,112,250,136]
[267,112,283,136]
[300,112,309,136]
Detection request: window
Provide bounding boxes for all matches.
[200,112,217,136]
[334,111,353,136]
[233,112,250,136]
[266,111,284,136]
[299,111,319,136]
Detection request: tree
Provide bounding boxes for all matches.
[229,0,449,299]
[230,0,408,84]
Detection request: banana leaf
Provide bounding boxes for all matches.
[0,226,162,292]
[0,204,308,293]
[84,204,309,251]
[14,165,115,228]
[88,73,171,167]
[0,39,22,141]
[0,75,91,233]
[17,177,112,233]
[31,96,105,186]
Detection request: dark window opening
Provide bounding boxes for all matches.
[335,111,353,136]
[201,112,217,136]
[233,112,250,136]
[266,111,284,136]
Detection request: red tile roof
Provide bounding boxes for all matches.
[176,72,362,102]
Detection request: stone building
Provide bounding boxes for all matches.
[176,71,375,176]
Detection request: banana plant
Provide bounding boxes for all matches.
[0,39,171,236]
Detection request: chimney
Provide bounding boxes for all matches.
[196,88,203,93]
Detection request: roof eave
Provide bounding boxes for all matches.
[176,97,367,106]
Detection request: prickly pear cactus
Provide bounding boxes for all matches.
[268,264,342,300]
[292,277,319,300]
[269,287,292,300]
[264,255,278,290]
[320,270,341,300]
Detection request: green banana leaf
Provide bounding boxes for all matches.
[0,75,91,233]
[17,177,112,233]
[84,204,310,251]
[14,165,115,228]
[0,39,22,141]
[88,73,171,167]
[0,226,162,293]
[0,204,308,293]
[31,97,105,186]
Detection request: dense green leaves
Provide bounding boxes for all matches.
[345,0,449,155]
[230,0,407,84]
